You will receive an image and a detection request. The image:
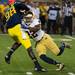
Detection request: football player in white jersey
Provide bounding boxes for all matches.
[21,12,71,71]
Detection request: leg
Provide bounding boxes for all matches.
[36,41,60,65]
[57,42,65,56]
[40,54,60,65]
[47,20,51,34]
[52,20,57,34]
[61,17,67,35]
[42,34,65,56]
[5,25,22,64]
[40,54,64,71]
[68,16,72,36]
[5,42,21,64]
[27,47,47,72]
[36,39,64,71]
[57,41,71,56]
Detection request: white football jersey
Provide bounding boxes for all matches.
[29,18,45,41]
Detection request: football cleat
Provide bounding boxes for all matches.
[56,63,64,71]
[34,67,47,72]
[5,55,11,64]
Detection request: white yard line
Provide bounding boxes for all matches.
[0,34,8,35]
[53,38,72,42]
[64,35,75,40]
[68,72,75,75]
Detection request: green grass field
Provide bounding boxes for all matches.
[0,34,75,75]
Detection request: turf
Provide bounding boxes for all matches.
[0,34,75,75]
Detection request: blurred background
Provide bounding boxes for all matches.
[0,0,75,36]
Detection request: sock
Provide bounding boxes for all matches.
[7,42,21,57]
[34,60,42,68]
[7,48,14,57]
[57,42,65,56]
[40,54,60,65]
[27,47,41,68]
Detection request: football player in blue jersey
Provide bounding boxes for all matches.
[4,0,46,72]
